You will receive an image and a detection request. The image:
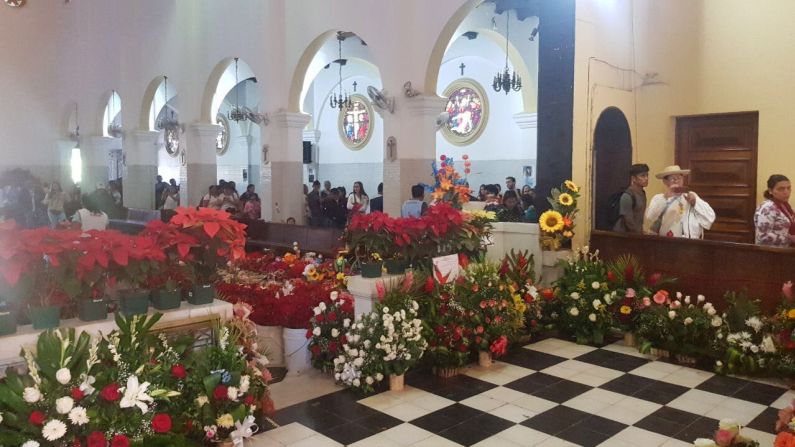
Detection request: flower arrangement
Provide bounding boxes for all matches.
[605,254,672,334]
[424,154,472,209]
[539,180,579,251]
[775,399,795,447]
[692,419,759,446]
[458,261,524,358]
[307,291,354,372]
[332,312,385,394]
[418,270,473,371]
[711,292,777,376]
[549,247,616,345]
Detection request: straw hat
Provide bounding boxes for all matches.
[655,165,691,180]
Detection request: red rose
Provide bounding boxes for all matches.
[111,434,130,447]
[328,340,338,353]
[213,385,228,401]
[305,328,313,339]
[29,410,46,425]
[316,314,325,323]
[151,413,172,433]
[327,311,337,322]
[87,432,106,447]
[171,364,187,380]
[310,345,321,356]
[541,288,555,301]
[71,387,85,401]
[100,383,121,402]
[244,394,255,405]
[607,271,616,282]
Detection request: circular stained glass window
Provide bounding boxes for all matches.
[338,94,374,150]
[216,114,230,155]
[441,79,489,146]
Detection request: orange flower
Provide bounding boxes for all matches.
[775,432,795,447]
[563,217,573,228]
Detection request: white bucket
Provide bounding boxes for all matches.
[256,325,285,367]
[282,327,311,375]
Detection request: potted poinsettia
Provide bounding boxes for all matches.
[345,212,390,278]
[164,207,246,305]
[114,234,167,316]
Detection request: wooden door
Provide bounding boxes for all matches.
[675,112,758,243]
[593,108,633,231]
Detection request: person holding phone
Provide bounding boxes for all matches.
[645,165,715,239]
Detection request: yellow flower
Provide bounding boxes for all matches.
[539,210,565,233]
[787,309,795,319]
[558,193,574,206]
[336,272,346,281]
[217,413,234,428]
[620,305,632,315]
[513,294,527,314]
[564,180,579,192]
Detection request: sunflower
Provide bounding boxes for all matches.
[564,180,579,192]
[539,210,565,233]
[558,193,574,206]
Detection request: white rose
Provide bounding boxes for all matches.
[343,318,351,328]
[592,281,601,290]
[676,292,683,299]
[668,311,676,319]
[711,316,723,327]
[570,292,580,299]
[68,406,89,426]
[353,378,361,387]
[569,308,579,317]
[697,295,705,303]
[331,328,340,338]
[405,353,412,360]
[353,357,364,367]
[707,308,716,316]
[376,373,384,381]
[592,299,602,310]
[195,395,209,407]
[334,373,341,380]
[239,375,250,394]
[55,396,74,414]
[683,317,693,325]
[762,336,777,353]
[0,411,3,424]
[312,327,321,336]
[227,386,239,401]
[23,387,41,403]
[365,376,374,385]
[313,307,321,316]
[684,296,691,304]
[55,368,72,385]
[750,345,759,353]
[21,441,41,447]
[318,302,327,311]
[588,313,597,322]
[330,291,339,301]
[716,360,723,367]
[382,307,390,313]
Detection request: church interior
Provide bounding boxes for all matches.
[1,1,795,446]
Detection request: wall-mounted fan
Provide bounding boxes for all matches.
[367,86,395,114]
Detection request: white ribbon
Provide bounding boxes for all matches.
[230,415,258,446]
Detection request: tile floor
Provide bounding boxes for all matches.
[250,337,792,446]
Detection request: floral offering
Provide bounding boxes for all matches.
[692,418,759,446]
[424,154,473,209]
[539,179,579,251]
[307,291,355,372]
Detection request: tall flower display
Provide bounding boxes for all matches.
[423,154,472,209]
[307,291,354,372]
[539,180,580,250]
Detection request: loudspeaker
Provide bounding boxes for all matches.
[302,141,312,164]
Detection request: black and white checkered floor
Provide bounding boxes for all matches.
[257,337,792,446]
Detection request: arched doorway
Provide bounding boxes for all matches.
[593,107,633,231]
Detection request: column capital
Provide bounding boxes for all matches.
[404,94,447,116]
[302,130,321,144]
[270,111,312,129]
[126,129,160,145]
[86,135,117,149]
[186,122,222,137]
[513,112,538,129]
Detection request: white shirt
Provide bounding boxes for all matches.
[163,194,178,210]
[347,194,369,214]
[74,209,109,232]
[645,192,716,239]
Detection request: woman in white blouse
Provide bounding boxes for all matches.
[347,181,370,215]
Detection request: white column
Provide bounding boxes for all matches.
[260,111,311,223]
[183,123,221,207]
[122,130,159,209]
[382,94,447,216]
[513,112,539,187]
[82,136,114,193]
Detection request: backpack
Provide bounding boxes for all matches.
[607,189,636,229]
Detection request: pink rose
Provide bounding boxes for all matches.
[233,302,253,319]
[670,300,681,309]
[625,288,636,298]
[653,290,669,305]
[783,281,793,300]
[642,297,651,307]
[715,429,736,446]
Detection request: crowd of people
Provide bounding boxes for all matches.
[197,179,262,220]
[610,163,794,248]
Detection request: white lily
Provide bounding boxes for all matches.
[119,375,154,413]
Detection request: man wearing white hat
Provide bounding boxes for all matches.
[645,165,715,239]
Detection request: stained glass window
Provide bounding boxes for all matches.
[339,95,373,149]
[441,79,489,146]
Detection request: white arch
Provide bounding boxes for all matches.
[201,57,257,123]
[140,76,178,131]
[101,90,122,137]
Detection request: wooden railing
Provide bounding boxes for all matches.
[590,230,795,312]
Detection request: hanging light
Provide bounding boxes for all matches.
[155,76,180,131]
[329,32,352,110]
[228,57,249,122]
[107,90,123,137]
[492,10,522,95]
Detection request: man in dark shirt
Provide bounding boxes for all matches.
[370,183,383,213]
[614,163,649,233]
[307,180,323,226]
[240,184,259,204]
[154,175,168,209]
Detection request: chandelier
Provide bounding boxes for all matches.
[228,57,249,122]
[155,76,180,131]
[107,90,123,138]
[329,32,352,110]
[492,10,522,94]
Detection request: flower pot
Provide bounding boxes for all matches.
[29,305,61,330]
[623,332,636,348]
[389,373,405,392]
[257,325,285,366]
[77,299,107,322]
[0,311,16,336]
[433,366,462,379]
[119,290,150,316]
[283,327,311,375]
[188,284,215,305]
[478,351,493,368]
[360,261,383,278]
[214,440,234,447]
[151,289,181,310]
[384,259,406,275]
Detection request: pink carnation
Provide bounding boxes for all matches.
[715,429,736,446]
[625,288,636,298]
[642,297,651,307]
